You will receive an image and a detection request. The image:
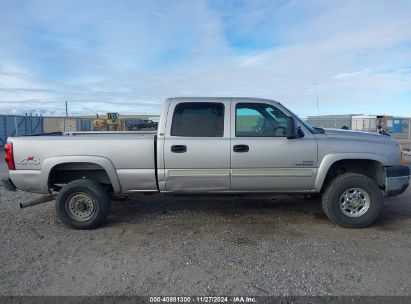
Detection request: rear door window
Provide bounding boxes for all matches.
[171,102,224,137]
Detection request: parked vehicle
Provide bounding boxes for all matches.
[128,119,158,131]
[2,97,410,229]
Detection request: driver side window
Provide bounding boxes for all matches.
[235,103,288,137]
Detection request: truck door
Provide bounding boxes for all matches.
[163,99,231,192]
[230,100,317,191]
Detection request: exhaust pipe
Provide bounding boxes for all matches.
[20,194,57,209]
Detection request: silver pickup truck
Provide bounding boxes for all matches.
[2,97,410,229]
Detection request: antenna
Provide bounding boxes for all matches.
[316,81,320,127]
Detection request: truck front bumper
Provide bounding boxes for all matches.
[385,166,410,197]
[1,178,17,191]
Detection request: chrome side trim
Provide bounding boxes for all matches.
[167,169,230,177]
[231,168,315,177]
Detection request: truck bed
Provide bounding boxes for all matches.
[8,131,158,194]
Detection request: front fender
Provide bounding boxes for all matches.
[314,153,388,192]
[41,156,121,193]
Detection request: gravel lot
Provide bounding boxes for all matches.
[0,151,410,296]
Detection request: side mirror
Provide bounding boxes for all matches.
[298,126,305,137]
[287,116,304,139]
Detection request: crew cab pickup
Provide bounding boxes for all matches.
[2,97,410,229]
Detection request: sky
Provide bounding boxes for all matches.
[0,0,410,117]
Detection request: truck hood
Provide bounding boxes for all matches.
[322,128,395,143]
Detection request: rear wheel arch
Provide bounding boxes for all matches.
[42,156,121,193]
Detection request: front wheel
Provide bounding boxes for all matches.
[56,179,110,229]
[322,173,383,228]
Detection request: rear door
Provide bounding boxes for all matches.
[163,99,231,192]
[230,100,317,192]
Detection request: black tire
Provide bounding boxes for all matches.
[322,173,383,228]
[56,179,110,229]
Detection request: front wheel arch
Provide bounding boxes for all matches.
[318,159,385,193]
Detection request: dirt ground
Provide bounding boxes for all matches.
[0,151,410,296]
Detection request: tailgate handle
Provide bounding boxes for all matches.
[233,145,249,153]
[171,145,187,153]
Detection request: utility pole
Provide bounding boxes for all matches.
[14,117,18,136]
[316,81,320,128]
[63,101,68,132]
[409,118,411,140]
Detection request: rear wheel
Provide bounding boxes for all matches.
[322,173,383,228]
[56,179,110,229]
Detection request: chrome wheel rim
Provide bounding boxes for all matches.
[66,192,96,221]
[339,188,371,218]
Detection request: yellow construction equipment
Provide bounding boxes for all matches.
[92,113,124,131]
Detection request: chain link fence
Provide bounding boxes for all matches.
[0,115,43,145]
[43,115,160,132]
[1,114,160,145]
